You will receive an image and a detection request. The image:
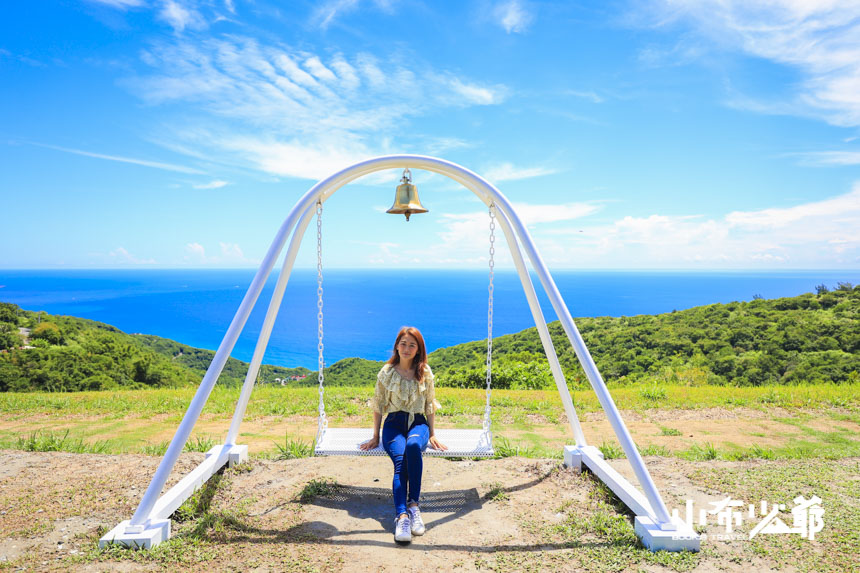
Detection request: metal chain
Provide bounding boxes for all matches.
[316,200,327,441]
[484,203,495,436]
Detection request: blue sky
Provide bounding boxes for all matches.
[2,0,859,270]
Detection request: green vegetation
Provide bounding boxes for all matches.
[0,302,198,391]
[16,429,110,454]
[296,477,339,502]
[133,334,310,386]
[544,474,702,571]
[689,459,859,572]
[431,283,859,389]
[483,481,509,502]
[184,434,217,453]
[1,283,858,393]
[272,432,314,459]
[0,302,309,392]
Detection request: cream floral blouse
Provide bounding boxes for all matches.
[371,364,441,427]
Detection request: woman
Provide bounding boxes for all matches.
[359,326,447,543]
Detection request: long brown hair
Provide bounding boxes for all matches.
[387,326,427,383]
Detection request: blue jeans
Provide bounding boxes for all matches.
[382,412,429,518]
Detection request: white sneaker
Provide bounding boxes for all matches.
[394,514,412,543]
[408,505,425,536]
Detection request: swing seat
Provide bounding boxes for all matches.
[314,428,494,457]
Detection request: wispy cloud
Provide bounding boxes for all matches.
[566,90,604,104]
[109,247,156,265]
[129,36,506,179]
[184,241,256,265]
[192,179,229,189]
[483,162,557,182]
[494,0,534,34]
[0,48,45,67]
[312,0,398,30]
[791,151,860,166]
[87,0,145,8]
[31,142,204,174]
[314,0,360,29]
[638,1,860,127]
[159,0,207,33]
[725,186,860,229]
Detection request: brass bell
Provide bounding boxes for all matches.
[386,168,428,221]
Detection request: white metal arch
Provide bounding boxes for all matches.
[103,155,697,551]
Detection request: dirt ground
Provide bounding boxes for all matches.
[1,449,847,572]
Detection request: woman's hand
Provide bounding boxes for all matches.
[359,435,380,451]
[428,435,448,451]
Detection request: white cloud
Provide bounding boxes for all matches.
[640,0,860,127]
[193,180,229,189]
[129,36,506,179]
[494,0,534,34]
[314,0,360,29]
[566,90,604,104]
[31,142,204,174]
[109,247,156,265]
[184,241,256,265]
[304,56,337,82]
[725,186,860,229]
[218,242,244,259]
[444,77,506,105]
[87,0,145,8]
[792,151,860,166]
[353,185,860,268]
[533,184,860,268]
[211,136,374,180]
[185,242,207,262]
[483,162,557,182]
[311,0,398,30]
[371,200,599,267]
[159,0,207,33]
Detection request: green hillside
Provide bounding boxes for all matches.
[430,284,859,389]
[294,283,859,389]
[2,283,858,391]
[0,303,309,392]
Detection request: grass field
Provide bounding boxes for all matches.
[0,382,857,461]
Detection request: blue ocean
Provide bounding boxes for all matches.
[0,269,856,369]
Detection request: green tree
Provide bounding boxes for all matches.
[31,322,63,345]
[0,324,22,351]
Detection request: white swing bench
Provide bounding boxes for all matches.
[314,427,494,457]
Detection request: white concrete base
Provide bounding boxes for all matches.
[207,443,249,466]
[635,516,701,552]
[563,444,603,472]
[101,444,249,549]
[563,445,700,552]
[99,519,170,550]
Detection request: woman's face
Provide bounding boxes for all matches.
[397,333,419,363]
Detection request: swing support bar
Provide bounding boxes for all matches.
[102,154,698,552]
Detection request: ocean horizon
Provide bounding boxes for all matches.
[1,269,857,370]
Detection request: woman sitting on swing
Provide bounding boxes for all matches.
[360,326,447,543]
